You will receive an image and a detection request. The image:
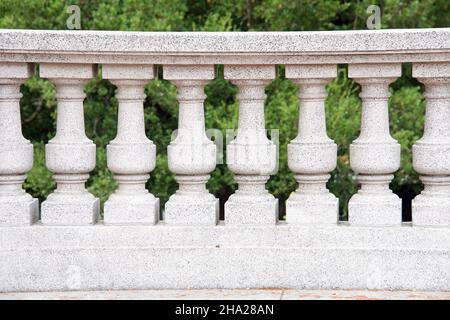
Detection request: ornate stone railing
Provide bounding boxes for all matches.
[0,29,449,292]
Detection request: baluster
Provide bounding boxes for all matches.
[164,65,218,225]
[0,63,38,226]
[40,64,99,225]
[412,63,450,226]
[285,65,338,224]
[224,65,278,225]
[348,64,402,226]
[103,64,159,225]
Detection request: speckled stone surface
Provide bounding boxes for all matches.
[104,196,159,226]
[224,66,278,225]
[225,191,279,225]
[412,63,450,227]
[412,195,450,227]
[1,29,450,294]
[0,223,448,292]
[2,30,450,67]
[164,65,219,225]
[348,64,402,226]
[39,63,99,225]
[348,185,402,226]
[164,195,219,226]
[0,196,38,226]
[0,62,38,226]
[285,65,338,224]
[286,184,339,225]
[102,64,159,225]
[1,29,450,54]
[41,197,99,226]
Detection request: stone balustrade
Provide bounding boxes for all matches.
[0,29,449,293]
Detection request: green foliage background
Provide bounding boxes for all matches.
[2,0,449,219]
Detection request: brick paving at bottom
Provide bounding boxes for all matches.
[0,289,448,300]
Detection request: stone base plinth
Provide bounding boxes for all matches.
[286,193,339,224]
[0,223,448,292]
[225,196,278,225]
[412,195,450,227]
[0,197,39,226]
[41,196,99,226]
[348,193,402,226]
[104,196,159,225]
[164,198,219,226]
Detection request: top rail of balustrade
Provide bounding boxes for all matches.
[1,28,450,64]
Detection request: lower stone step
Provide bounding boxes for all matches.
[1,222,449,292]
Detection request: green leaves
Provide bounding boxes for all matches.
[24,143,55,201]
[389,85,425,194]
[325,67,361,218]
[254,0,347,31]
[1,0,449,31]
[89,0,187,31]
[20,76,57,142]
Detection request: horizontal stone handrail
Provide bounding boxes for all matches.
[0,29,449,293]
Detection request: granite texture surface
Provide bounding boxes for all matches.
[0,223,448,292]
[1,29,450,294]
[1,29,450,53]
[2,30,450,66]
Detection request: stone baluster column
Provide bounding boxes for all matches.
[103,64,159,225]
[285,65,338,224]
[348,64,402,226]
[412,63,450,227]
[0,63,38,226]
[164,65,218,225]
[224,65,278,225]
[40,64,99,225]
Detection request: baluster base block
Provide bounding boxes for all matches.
[412,195,450,227]
[164,198,219,226]
[41,196,99,226]
[348,193,402,226]
[0,197,38,226]
[104,196,159,225]
[225,196,278,225]
[286,193,339,224]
